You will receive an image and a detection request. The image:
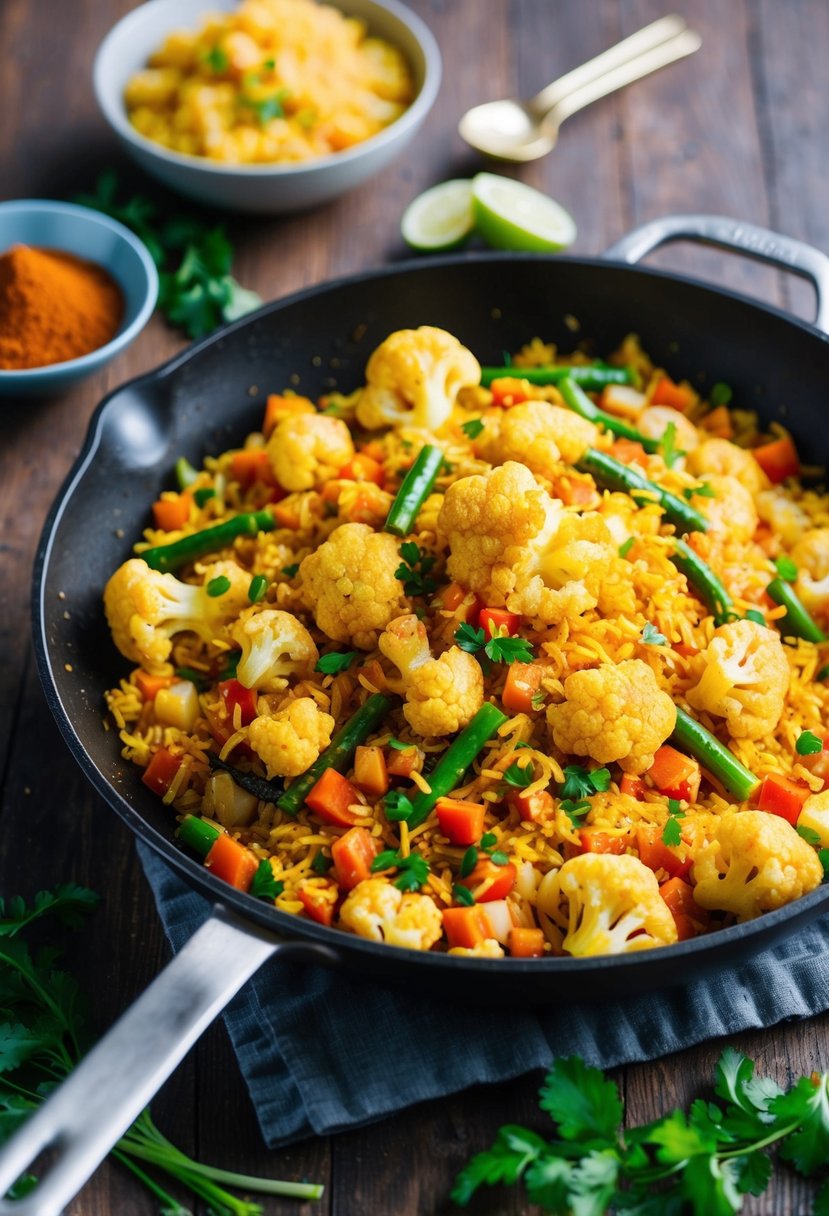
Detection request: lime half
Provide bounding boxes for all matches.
[401,179,476,252]
[471,173,577,252]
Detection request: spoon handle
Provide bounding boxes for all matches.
[531,13,688,116]
[543,29,702,128]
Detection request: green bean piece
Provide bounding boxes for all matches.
[407,703,509,830]
[670,538,733,619]
[480,364,633,390]
[767,578,827,643]
[142,510,275,574]
[207,751,283,805]
[277,693,393,816]
[672,707,760,801]
[175,456,199,490]
[384,444,444,538]
[577,449,708,535]
[177,814,222,858]
[558,376,659,454]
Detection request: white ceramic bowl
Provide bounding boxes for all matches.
[93,0,441,215]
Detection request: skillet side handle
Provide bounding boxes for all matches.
[0,907,338,1216]
[604,213,829,337]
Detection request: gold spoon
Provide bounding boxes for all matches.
[459,14,702,163]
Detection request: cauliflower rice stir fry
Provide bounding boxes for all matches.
[104,325,829,960]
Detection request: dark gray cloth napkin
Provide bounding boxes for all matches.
[137,840,829,1147]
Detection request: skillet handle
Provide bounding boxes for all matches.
[604,213,829,336]
[0,906,338,1216]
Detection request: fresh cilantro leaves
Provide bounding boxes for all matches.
[370,849,430,891]
[796,730,823,756]
[315,651,357,675]
[250,860,284,901]
[281,563,300,578]
[662,797,685,846]
[641,622,668,646]
[503,761,534,788]
[453,1047,829,1214]
[559,798,591,825]
[395,541,438,597]
[383,790,414,822]
[462,417,485,440]
[560,765,611,801]
[710,382,733,407]
[659,421,686,469]
[454,622,535,665]
[239,88,290,124]
[683,480,716,500]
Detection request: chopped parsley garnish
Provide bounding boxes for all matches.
[710,381,733,406]
[480,832,497,850]
[383,790,414,822]
[248,573,268,603]
[775,555,798,582]
[641,622,668,646]
[250,860,284,901]
[206,575,231,597]
[618,537,635,558]
[315,651,357,675]
[281,563,300,578]
[193,487,215,507]
[370,850,430,891]
[560,765,611,800]
[796,730,823,756]
[455,623,486,653]
[239,88,290,124]
[683,481,716,500]
[503,761,534,788]
[395,541,438,597]
[202,45,229,73]
[453,883,476,906]
[462,417,485,440]
[559,798,591,825]
[459,846,478,878]
[454,622,534,665]
[661,797,686,846]
[311,852,333,874]
[659,421,685,469]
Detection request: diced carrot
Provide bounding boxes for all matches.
[272,501,302,530]
[659,876,709,940]
[231,448,277,488]
[599,384,647,420]
[752,435,800,484]
[489,376,534,407]
[508,788,554,822]
[650,376,695,412]
[701,406,734,438]
[479,607,521,637]
[331,826,379,891]
[321,480,344,504]
[305,768,362,827]
[508,927,546,958]
[134,670,175,701]
[352,745,389,798]
[435,798,486,846]
[204,832,259,891]
[152,494,191,532]
[359,439,385,462]
[551,474,595,506]
[338,453,385,485]
[263,393,315,437]
[636,825,691,880]
[672,642,700,659]
[579,828,628,855]
[354,658,387,693]
[754,773,811,825]
[386,745,423,778]
[441,582,482,623]
[620,773,647,800]
[647,746,701,802]
[608,438,648,467]
[502,662,544,714]
[442,904,492,949]
[218,679,258,727]
[141,748,183,797]
[297,878,338,926]
[458,859,516,902]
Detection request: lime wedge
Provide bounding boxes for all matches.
[401,179,476,252]
[471,173,577,252]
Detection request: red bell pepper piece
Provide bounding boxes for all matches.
[218,678,258,727]
[754,774,811,825]
[458,858,516,902]
[478,607,521,637]
[141,748,183,797]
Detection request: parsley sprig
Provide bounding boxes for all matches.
[662,797,686,846]
[453,1048,829,1213]
[315,650,357,675]
[0,885,322,1209]
[560,765,611,801]
[641,622,668,646]
[370,849,430,891]
[462,417,485,440]
[455,622,535,665]
[395,541,438,597]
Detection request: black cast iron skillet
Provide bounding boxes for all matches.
[4,214,829,1215]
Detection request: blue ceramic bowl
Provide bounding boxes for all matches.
[0,200,158,397]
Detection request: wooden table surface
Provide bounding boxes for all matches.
[2,0,829,1211]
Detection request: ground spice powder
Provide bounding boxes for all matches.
[0,244,124,369]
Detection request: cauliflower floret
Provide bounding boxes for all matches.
[687,438,769,495]
[691,809,823,920]
[538,853,677,956]
[447,939,505,958]
[266,413,354,492]
[797,789,829,848]
[247,697,334,778]
[637,405,700,456]
[230,607,318,691]
[339,877,443,950]
[355,326,480,432]
[756,487,810,548]
[686,619,789,741]
[684,473,758,543]
[104,557,250,671]
[438,462,633,625]
[300,522,407,650]
[476,400,597,473]
[379,613,483,737]
[547,659,676,774]
[792,528,829,621]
